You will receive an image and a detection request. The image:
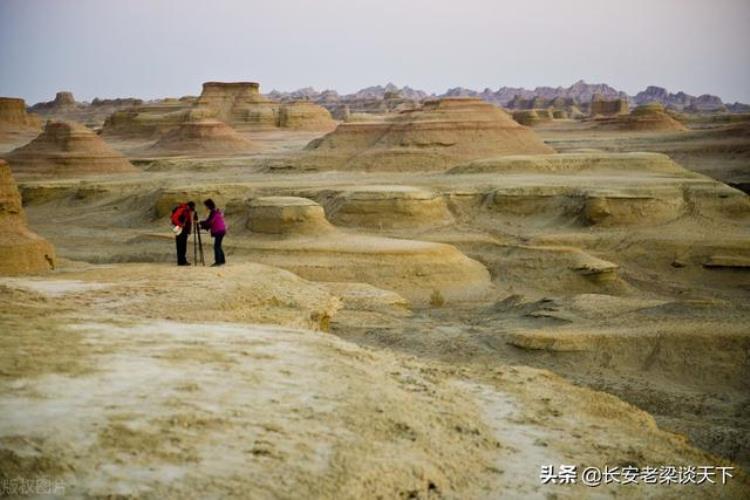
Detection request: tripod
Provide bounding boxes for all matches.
[193,215,206,266]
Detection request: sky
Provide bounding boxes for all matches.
[1,0,749,105]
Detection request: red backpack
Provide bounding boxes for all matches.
[170,204,189,227]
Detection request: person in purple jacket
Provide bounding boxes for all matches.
[199,198,227,266]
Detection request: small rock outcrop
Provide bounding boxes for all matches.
[247,197,334,235]
[328,186,454,230]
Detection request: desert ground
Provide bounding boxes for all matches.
[0,87,748,499]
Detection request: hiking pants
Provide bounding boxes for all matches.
[176,231,189,264]
[214,233,226,265]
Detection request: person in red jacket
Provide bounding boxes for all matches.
[170,201,194,266]
[199,198,227,266]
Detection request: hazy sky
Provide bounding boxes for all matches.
[1,0,749,104]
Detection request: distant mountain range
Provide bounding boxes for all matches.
[267,83,431,103]
[267,80,749,113]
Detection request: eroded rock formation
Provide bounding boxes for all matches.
[101,101,194,138]
[147,119,257,155]
[6,121,137,175]
[512,109,554,126]
[591,103,688,132]
[248,196,333,235]
[589,95,629,116]
[195,82,277,128]
[211,195,491,303]
[102,81,335,137]
[327,186,454,230]
[29,92,146,128]
[301,97,555,171]
[278,101,335,130]
[29,91,79,113]
[0,160,55,274]
[0,97,42,134]
[195,82,334,130]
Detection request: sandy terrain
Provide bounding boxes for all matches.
[0,111,748,498]
[535,118,750,190]
[1,266,746,498]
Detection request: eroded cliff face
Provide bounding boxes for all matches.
[0,97,42,132]
[0,160,55,274]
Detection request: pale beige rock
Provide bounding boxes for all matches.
[240,234,493,304]
[2,264,747,498]
[327,186,454,229]
[247,196,334,235]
